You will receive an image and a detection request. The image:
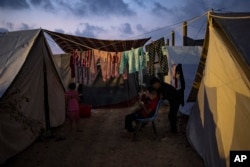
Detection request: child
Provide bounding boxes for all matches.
[65,82,81,132]
[125,87,159,132]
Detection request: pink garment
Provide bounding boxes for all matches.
[65,90,79,112]
[90,50,122,81]
[90,50,100,74]
[106,52,112,80]
[111,52,121,77]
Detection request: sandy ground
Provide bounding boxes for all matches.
[3,104,204,167]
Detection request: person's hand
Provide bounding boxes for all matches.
[139,100,144,106]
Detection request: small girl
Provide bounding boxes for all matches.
[65,82,81,132]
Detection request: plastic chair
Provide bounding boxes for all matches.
[134,100,162,139]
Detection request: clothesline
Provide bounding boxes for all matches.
[46,11,208,53]
[130,11,208,40]
[209,12,250,19]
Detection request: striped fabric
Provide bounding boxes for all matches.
[44,30,150,53]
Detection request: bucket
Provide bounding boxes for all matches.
[79,104,91,118]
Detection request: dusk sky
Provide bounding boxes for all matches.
[0,0,250,48]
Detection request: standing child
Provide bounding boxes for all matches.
[65,83,81,132]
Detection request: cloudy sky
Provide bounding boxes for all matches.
[0,0,250,46]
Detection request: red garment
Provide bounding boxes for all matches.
[140,97,159,118]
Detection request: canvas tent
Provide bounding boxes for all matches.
[165,46,202,115]
[0,29,65,164]
[47,30,150,107]
[186,12,250,167]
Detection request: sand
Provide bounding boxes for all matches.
[3,105,204,167]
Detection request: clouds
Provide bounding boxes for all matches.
[75,23,106,38]
[0,27,9,33]
[0,0,29,10]
[29,0,55,11]
[152,2,173,16]
[136,24,147,33]
[0,0,136,17]
[54,28,65,34]
[19,23,34,30]
[0,0,250,44]
[119,23,134,35]
[85,0,135,17]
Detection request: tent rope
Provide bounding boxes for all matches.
[209,13,250,19]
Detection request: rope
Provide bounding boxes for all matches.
[209,13,250,19]
[45,11,209,52]
[45,30,96,50]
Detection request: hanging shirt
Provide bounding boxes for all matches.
[162,46,167,56]
[134,47,145,71]
[111,52,121,78]
[119,51,129,79]
[128,49,136,73]
[90,49,101,77]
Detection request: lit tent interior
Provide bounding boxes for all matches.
[186,12,250,167]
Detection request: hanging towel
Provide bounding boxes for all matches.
[145,37,168,76]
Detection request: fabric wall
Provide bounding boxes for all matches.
[0,30,66,164]
[52,54,138,107]
[166,46,202,115]
[187,21,250,167]
[41,36,66,127]
[52,54,72,89]
[0,32,45,164]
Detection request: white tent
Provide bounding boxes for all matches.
[166,46,202,115]
[187,12,250,167]
[0,29,65,164]
[52,53,72,89]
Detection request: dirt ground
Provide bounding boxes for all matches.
[3,104,204,167]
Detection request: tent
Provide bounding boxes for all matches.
[186,12,250,167]
[47,30,150,107]
[0,29,65,164]
[165,46,202,115]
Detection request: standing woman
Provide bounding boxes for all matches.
[150,77,180,133]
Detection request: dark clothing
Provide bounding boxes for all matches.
[159,82,178,103]
[125,112,144,132]
[145,38,168,76]
[159,82,180,133]
[177,89,185,107]
[176,64,185,106]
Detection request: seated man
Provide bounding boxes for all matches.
[125,87,159,132]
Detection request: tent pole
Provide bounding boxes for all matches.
[183,21,188,46]
[43,59,51,136]
[171,31,175,46]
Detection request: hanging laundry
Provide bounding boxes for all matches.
[70,50,76,78]
[75,50,82,83]
[120,47,146,75]
[82,50,92,84]
[111,52,122,78]
[128,49,136,73]
[145,37,169,76]
[119,51,129,79]
[91,50,121,82]
[133,47,145,71]
[90,49,101,79]
[162,45,167,56]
